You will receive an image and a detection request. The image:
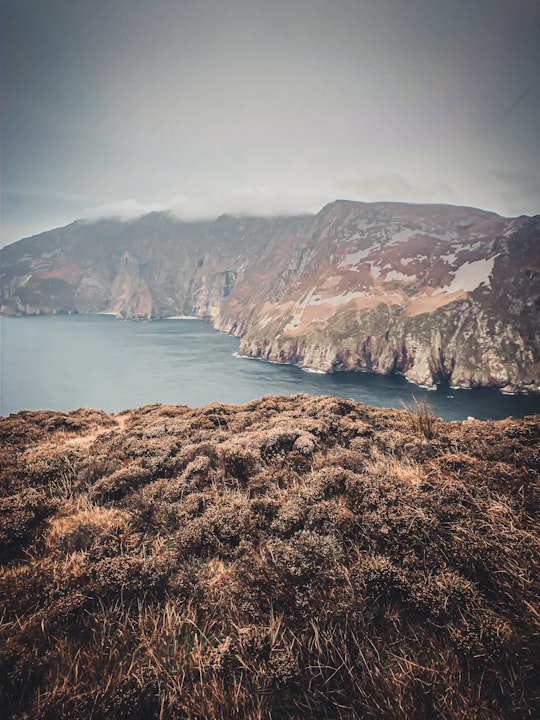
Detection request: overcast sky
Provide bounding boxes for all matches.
[2,0,539,246]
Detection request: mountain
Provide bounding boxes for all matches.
[1,200,539,392]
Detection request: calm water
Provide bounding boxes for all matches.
[1,314,539,421]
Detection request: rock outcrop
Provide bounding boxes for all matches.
[1,201,539,391]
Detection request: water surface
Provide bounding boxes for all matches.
[2,314,539,421]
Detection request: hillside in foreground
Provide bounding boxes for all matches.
[1,395,539,719]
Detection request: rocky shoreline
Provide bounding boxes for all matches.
[235,346,539,394]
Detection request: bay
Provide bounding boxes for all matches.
[1,314,539,421]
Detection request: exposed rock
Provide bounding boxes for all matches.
[1,201,539,391]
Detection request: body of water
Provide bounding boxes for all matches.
[1,314,539,421]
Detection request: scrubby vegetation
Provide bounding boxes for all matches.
[1,395,539,719]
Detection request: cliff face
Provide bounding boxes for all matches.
[1,201,539,391]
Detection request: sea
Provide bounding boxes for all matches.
[1,314,539,421]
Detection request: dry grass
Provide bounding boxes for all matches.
[0,395,539,719]
[401,397,439,440]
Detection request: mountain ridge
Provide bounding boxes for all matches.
[2,200,539,393]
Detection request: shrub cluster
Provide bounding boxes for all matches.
[0,396,539,719]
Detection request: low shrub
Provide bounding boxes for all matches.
[0,396,539,719]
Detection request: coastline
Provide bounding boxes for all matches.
[233,350,539,396]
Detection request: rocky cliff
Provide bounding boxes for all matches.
[1,201,539,391]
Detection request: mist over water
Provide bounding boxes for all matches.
[2,315,539,421]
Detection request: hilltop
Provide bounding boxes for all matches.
[1,395,539,719]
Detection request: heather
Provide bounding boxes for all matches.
[0,395,539,719]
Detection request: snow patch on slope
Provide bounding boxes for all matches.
[384,270,416,282]
[440,253,457,264]
[385,228,416,245]
[338,246,377,268]
[433,256,498,295]
[323,291,373,305]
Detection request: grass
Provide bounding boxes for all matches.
[401,396,438,439]
[0,394,539,719]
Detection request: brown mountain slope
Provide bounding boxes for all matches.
[1,396,539,719]
[1,201,539,390]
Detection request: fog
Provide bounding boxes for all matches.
[2,0,539,245]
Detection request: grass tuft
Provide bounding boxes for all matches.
[402,396,439,439]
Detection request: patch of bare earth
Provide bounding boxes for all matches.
[405,289,467,316]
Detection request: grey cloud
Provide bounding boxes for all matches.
[1,0,539,245]
[338,175,457,206]
[492,169,540,216]
[83,187,331,223]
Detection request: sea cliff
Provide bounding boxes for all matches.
[1,201,539,391]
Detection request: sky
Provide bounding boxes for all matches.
[1,0,540,246]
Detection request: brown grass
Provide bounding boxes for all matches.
[401,396,439,440]
[0,395,539,719]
